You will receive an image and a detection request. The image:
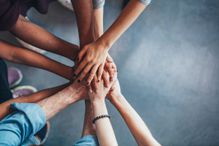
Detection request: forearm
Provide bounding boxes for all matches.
[38,83,86,120]
[111,95,160,146]
[10,15,79,60]
[0,84,68,120]
[92,99,118,146]
[98,0,146,49]
[0,40,73,80]
[92,8,104,40]
[92,8,114,61]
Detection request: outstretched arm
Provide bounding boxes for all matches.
[74,0,117,86]
[92,0,104,40]
[88,74,118,146]
[0,81,87,145]
[108,79,161,146]
[38,81,87,119]
[74,0,150,84]
[0,83,68,120]
[96,0,150,48]
[10,15,79,61]
[0,40,74,80]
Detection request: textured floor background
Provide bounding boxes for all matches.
[0,0,219,145]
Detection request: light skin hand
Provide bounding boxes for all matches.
[74,39,109,85]
[75,0,146,85]
[75,3,117,88]
[105,55,117,81]
[102,54,117,87]
[107,79,123,103]
[88,74,112,102]
[88,67,117,101]
[88,72,118,146]
[107,79,161,146]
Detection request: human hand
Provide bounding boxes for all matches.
[107,79,123,103]
[101,54,117,88]
[69,81,88,101]
[88,72,117,102]
[74,40,109,85]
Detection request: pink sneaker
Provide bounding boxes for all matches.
[12,86,37,98]
[8,67,23,88]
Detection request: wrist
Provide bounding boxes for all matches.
[109,94,125,106]
[91,99,108,117]
[97,37,112,51]
[65,84,86,103]
[91,98,105,105]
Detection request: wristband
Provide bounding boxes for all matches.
[92,114,110,124]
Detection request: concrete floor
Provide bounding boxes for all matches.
[0,0,219,145]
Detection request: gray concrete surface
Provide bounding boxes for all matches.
[0,0,219,145]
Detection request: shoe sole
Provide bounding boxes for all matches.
[12,85,38,98]
[9,68,23,88]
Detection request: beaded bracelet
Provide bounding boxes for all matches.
[92,114,111,124]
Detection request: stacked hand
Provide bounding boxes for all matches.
[88,69,118,102]
[73,40,116,87]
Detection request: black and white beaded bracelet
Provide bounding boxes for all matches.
[92,115,111,124]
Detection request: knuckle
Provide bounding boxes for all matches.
[90,73,95,76]
[85,57,90,62]
[82,72,87,76]
[75,69,80,74]
[91,60,96,64]
[78,66,83,70]
[87,57,93,63]
[91,70,96,74]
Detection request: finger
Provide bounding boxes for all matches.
[72,61,79,78]
[87,64,99,85]
[111,62,117,70]
[77,63,93,83]
[90,75,98,93]
[90,78,96,92]
[78,47,88,62]
[112,69,118,82]
[93,75,98,92]
[88,85,93,94]
[102,71,110,87]
[105,62,116,81]
[97,64,104,81]
[74,58,89,76]
[106,63,115,81]
[106,55,113,62]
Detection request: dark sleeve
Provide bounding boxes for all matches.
[0,0,21,31]
[92,0,105,9]
[0,59,12,102]
[20,0,56,16]
[138,0,151,5]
